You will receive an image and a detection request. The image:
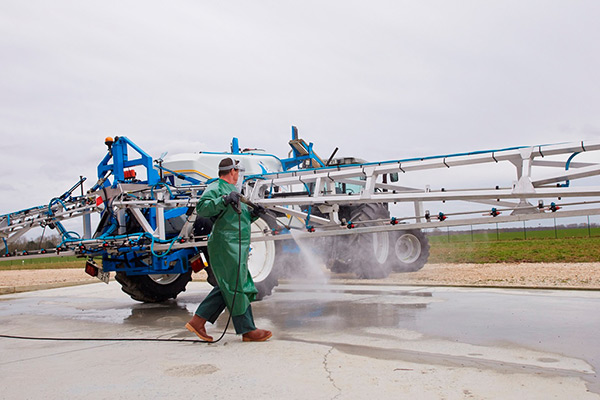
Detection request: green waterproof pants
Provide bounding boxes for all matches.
[195,286,257,335]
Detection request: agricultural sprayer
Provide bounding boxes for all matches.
[2,127,600,302]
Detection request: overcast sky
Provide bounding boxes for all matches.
[2,1,600,221]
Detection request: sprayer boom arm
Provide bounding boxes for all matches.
[3,137,600,260]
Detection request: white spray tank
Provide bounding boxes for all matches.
[161,137,285,186]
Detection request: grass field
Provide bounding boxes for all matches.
[425,227,600,263]
[0,256,86,271]
[428,237,600,263]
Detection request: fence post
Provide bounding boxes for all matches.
[588,215,591,238]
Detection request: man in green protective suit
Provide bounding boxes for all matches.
[185,157,272,342]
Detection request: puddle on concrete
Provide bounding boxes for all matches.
[253,287,600,393]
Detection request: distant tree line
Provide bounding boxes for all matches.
[3,234,61,253]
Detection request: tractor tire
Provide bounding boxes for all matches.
[115,269,193,303]
[327,259,353,274]
[328,203,392,279]
[113,211,194,303]
[195,213,284,300]
[249,216,285,300]
[387,229,429,272]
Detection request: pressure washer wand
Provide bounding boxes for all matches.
[239,195,259,210]
[239,195,290,230]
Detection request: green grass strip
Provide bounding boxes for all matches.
[428,237,600,263]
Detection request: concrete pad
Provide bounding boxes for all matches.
[0,281,599,399]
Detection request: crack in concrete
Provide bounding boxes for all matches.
[0,342,116,365]
[323,347,342,399]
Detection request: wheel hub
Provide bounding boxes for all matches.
[372,232,389,264]
[248,219,276,282]
[394,233,422,264]
[148,274,180,285]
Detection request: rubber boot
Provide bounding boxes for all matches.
[185,315,213,342]
[242,328,272,342]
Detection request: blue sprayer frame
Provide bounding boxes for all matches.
[91,136,198,276]
[88,130,319,276]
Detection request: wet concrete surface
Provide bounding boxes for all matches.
[0,281,599,399]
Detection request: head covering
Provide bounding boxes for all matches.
[218,157,245,172]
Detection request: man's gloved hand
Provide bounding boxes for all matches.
[251,204,266,218]
[223,191,242,206]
